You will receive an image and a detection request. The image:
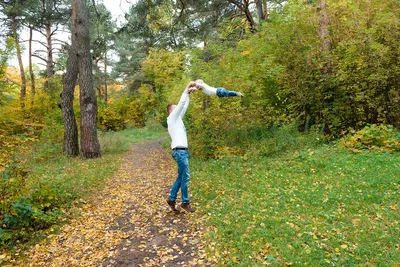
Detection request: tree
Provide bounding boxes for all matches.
[0,1,27,102]
[89,3,115,103]
[11,14,26,101]
[227,0,256,31]
[28,26,35,99]
[60,0,79,156]
[60,0,101,158]
[76,0,100,158]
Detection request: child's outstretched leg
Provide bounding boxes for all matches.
[216,87,244,97]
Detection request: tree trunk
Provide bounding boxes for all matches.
[75,0,101,158]
[263,0,268,21]
[12,15,26,101]
[256,0,265,21]
[46,23,54,78]
[104,51,108,103]
[317,0,331,52]
[43,0,54,92]
[228,0,256,32]
[243,1,256,32]
[29,26,36,102]
[60,2,79,156]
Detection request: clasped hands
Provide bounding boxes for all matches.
[185,80,210,94]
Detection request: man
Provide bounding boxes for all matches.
[166,81,197,213]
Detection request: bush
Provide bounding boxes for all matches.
[126,99,146,127]
[97,105,126,131]
[341,124,400,151]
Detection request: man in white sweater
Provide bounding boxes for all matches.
[166,81,197,213]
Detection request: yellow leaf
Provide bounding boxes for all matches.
[341,244,348,249]
[232,256,238,263]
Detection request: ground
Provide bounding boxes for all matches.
[13,139,208,266]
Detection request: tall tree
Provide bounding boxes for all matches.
[75,0,101,158]
[8,8,27,101]
[88,3,115,103]
[60,1,79,156]
[28,26,35,99]
[317,0,331,52]
[60,0,101,158]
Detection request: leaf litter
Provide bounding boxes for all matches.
[5,139,208,266]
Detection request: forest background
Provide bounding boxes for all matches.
[0,0,399,265]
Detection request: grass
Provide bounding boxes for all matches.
[191,145,400,266]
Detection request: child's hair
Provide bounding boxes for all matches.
[167,103,175,114]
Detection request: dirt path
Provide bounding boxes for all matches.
[16,139,208,266]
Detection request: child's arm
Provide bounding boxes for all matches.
[195,81,217,97]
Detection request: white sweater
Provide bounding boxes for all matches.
[167,92,190,149]
[195,82,217,96]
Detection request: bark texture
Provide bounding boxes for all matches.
[60,3,79,156]
[12,15,26,101]
[317,0,332,52]
[29,27,36,100]
[75,0,101,158]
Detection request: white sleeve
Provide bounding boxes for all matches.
[169,92,189,120]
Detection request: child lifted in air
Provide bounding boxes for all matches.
[194,79,244,97]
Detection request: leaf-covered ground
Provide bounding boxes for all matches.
[6,139,208,266]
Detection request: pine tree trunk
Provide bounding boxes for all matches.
[317,0,331,52]
[104,51,108,103]
[29,27,36,102]
[12,15,26,101]
[256,0,265,21]
[46,23,54,78]
[75,0,101,158]
[44,0,54,92]
[263,0,268,21]
[60,3,79,156]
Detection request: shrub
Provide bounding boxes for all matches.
[341,124,400,151]
[126,99,146,127]
[97,105,125,131]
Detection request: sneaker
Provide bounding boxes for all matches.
[181,203,195,213]
[167,199,178,212]
[236,92,244,97]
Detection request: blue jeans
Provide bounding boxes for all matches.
[169,149,190,204]
[216,87,238,97]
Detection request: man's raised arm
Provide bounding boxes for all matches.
[169,81,196,120]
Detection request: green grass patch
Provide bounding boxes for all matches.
[191,146,400,266]
[0,123,166,250]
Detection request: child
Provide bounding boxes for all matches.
[194,79,244,97]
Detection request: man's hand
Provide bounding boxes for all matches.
[185,81,197,94]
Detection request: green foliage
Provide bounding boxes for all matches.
[97,103,125,131]
[192,144,400,266]
[97,86,158,131]
[142,48,185,110]
[341,124,400,151]
[177,0,400,155]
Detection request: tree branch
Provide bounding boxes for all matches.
[32,54,49,63]
[227,0,245,10]
[50,24,59,36]
[3,74,20,86]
